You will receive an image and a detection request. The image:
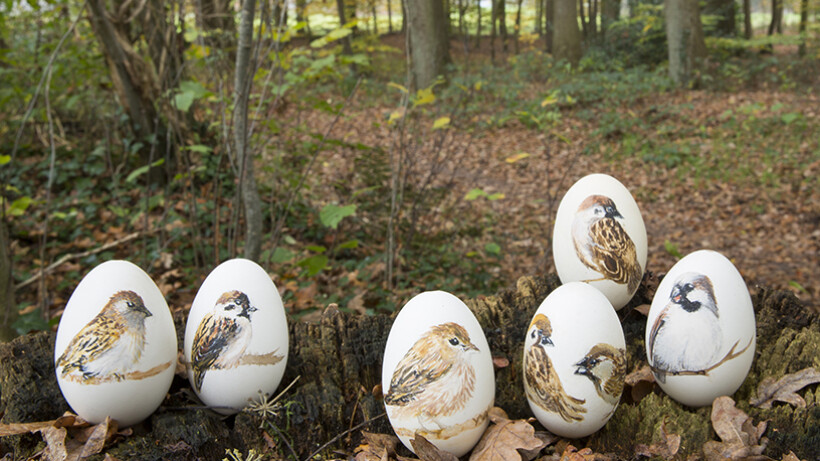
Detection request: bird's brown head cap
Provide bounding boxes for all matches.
[529,313,552,336]
[111,290,151,317]
[216,290,257,319]
[578,195,622,219]
[430,322,479,352]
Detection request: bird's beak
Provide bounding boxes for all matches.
[671,286,683,303]
[574,357,589,376]
[605,208,623,219]
[465,343,479,352]
[140,304,153,317]
[240,305,258,319]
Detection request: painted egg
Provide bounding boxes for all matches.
[184,258,288,415]
[645,250,755,407]
[552,174,647,310]
[54,260,177,427]
[382,291,495,457]
[523,282,626,438]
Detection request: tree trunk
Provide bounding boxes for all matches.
[475,0,482,47]
[371,0,378,34]
[768,0,783,36]
[336,0,355,55]
[498,0,508,52]
[705,0,736,36]
[515,0,523,53]
[545,0,555,53]
[490,0,497,61]
[406,0,451,89]
[198,0,237,49]
[602,0,619,39]
[296,0,309,34]
[234,0,263,262]
[743,0,752,39]
[798,0,808,56]
[388,0,394,33]
[553,0,582,65]
[591,0,598,40]
[665,0,706,86]
[0,219,16,342]
[87,0,173,185]
[579,0,588,39]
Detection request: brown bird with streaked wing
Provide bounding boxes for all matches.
[572,194,642,293]
[574,343,626,406]
[524,314,586,422]
[57,290,152,381]
[384,322,480,423]
[191,290,258,392]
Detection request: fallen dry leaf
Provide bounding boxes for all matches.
[634,421,681,460]
[347,291,367,315]
[750,367,820,409]
[468,406,547,461]
[354,431,400,461]
[780,451,805,461]
[702,396,768,461]
[623,365,655,402]
[633,304,651,316]
[492,356,510,369]
[520,432,558,461]
[558,444,615,461]
[410,434,459,461]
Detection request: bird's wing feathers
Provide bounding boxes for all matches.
[385,346,452,406]
[192,314,241,372]
[648,307,669,365]
[57,314,124,372]
[525,345,586,422]
[589,218,641,291]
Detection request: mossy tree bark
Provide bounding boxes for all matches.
[0,219,16,341]
[405,0,451,90]
[553,0,583,66]
[665,0,707,86]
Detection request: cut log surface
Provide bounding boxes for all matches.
[0,274,817,460]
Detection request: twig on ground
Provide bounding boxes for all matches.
[302,412,387,461]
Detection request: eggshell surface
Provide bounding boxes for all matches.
[382,291,494,457]
[54,260,176,427]
[184,258,289,414]
[523,282,626,438]
[645,250,755,407]
[552,174,647,309]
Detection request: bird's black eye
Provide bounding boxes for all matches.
[540,336,550,345]
[126,301,135,308]
[685,283,694,291]
[449,338,459,346]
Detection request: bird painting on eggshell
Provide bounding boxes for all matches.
[574,343,626,407]
[56,290,153,382]
[648,272,723,382]
[572,194,642,293]
[384,322,480,426]
[524,314,587,423]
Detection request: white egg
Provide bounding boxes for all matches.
[645,250,755,407]
[382,291,495,457]
[523,282,626,438]
[552,174,647,310]
[54,260,177,427]
[184,258,288,415]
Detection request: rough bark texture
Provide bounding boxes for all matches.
[405,0,451,90]
[743,0,752,39]
[553,0,583,66]
[1,275,817,460]
[665,0,707,86]
[798,0,809,57]
[0,220,16,341]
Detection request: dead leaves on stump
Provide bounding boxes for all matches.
[751,367,820,409]
[703,396,768,461]
[0,412,127,461]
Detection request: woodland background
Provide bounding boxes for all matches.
[0,0,818,459]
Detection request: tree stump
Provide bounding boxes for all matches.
[1,274,817,460]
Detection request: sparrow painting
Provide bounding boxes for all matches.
[524,314,586,422]
[191,290,258,392]
[572,194,642,293]
[648,272,722,382]
[574,343,626,406]
[384,322,480,424]
[57,290,152,381]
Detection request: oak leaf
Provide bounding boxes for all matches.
[354,431,400,461]
[634,421,680,460]
[750,367,820,409]
[558,444,615,461]
[623,365,655,402]
[410,434,458,461]
[468,407,548,461]
[702,396,768,461]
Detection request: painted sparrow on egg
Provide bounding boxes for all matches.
[191,290,258,392]
[524,314,586,422]
[574,343,626,406]
[384,323,480,424]
[572,195,642,293]
[648,272,722,383]
[57,290,152,381]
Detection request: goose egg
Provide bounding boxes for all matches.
[552,174,647,309]
[645,250,755,407]
[184,258,289,414]
[523,282,626,438]
[54,260,177,426]
[382,291,494,457]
